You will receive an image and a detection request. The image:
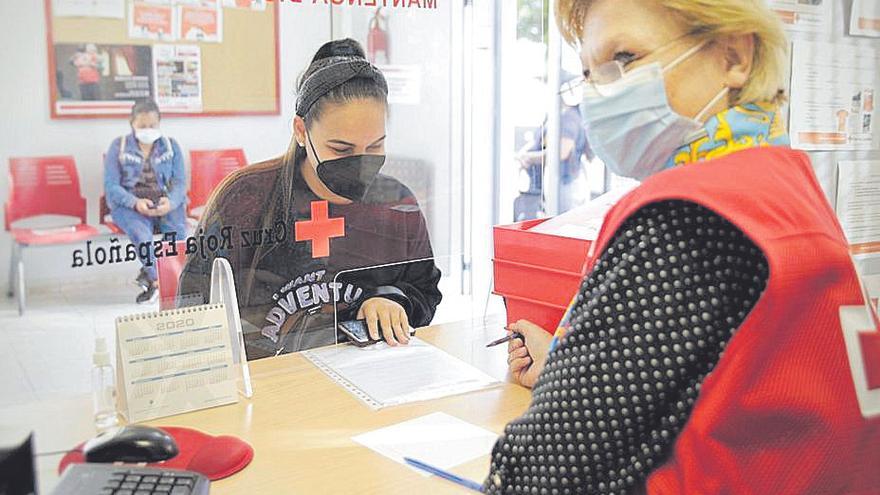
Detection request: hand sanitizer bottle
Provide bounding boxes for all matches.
[91,337,119,431]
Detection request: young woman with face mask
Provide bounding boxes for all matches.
[177,39,442,359]
[487,0,879,493]
[104,99,187,304]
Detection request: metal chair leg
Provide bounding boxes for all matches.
[16,257,25,316]
[6,242,16,298]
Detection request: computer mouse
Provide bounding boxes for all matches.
[83,425,179,463]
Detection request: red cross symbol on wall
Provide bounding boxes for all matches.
[295,200,345,258]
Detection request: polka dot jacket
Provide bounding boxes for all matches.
[484,200,770,495]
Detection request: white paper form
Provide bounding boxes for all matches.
[768,0,832,34]
[352,412,499,474]
[851,0,880,38]
[790,41,878,151]
[303,338,501,409]
[54,0,125,18]
[837,161,880,302]
[837,161,880,247]
[377,65,423,105]
[529,184,638,241]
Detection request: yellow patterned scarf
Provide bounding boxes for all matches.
[666,101,789,167]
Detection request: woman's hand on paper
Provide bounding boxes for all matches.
[358,297,411,346]
[507,319,551,388]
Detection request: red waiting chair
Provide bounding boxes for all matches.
[187,149,247,222]
[99,153,122,235]
[98,194,123,235]
[4,156,100,314]
[157,241,188,311]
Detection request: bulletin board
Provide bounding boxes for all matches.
[45,0,279,119]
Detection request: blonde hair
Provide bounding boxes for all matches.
[556,0,788,104]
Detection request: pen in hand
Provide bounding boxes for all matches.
[485,327,524,348]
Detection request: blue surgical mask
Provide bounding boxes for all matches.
[580,42,729,181]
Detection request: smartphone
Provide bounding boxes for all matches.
[337,319,382,347]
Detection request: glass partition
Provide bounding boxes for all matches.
[6,2,878,493]
[1,1,508,425]
[0,0,556,407]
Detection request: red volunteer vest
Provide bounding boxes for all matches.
[585,147,880,494]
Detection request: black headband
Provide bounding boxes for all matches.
[295,57,389,118]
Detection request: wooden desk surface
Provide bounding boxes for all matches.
[0,318,531,494]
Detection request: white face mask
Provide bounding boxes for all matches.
[580,41,729,181]
[134,128,162,145]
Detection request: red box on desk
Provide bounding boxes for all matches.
[493,219,592,333]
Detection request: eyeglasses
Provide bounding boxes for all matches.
[560,29,702,95]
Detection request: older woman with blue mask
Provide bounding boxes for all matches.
[488,1,879,493]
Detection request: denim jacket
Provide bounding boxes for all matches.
[104,133,187,210]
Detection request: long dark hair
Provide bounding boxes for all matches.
[130,98,161,122]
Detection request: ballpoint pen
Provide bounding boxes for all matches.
[403,457,483,492]
[485,327,524,347]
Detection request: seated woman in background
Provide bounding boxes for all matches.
[177,39,442,359]
[489,0,879,493]
[104,99,187,304]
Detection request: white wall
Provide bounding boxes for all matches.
[0,2,463,291]
[0,3,333,287]
[331,4,457,266]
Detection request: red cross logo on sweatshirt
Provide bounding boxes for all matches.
[295,200,345,258]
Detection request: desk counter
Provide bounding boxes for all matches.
[0,318,531,494]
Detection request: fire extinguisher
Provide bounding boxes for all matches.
[368,8,388,64]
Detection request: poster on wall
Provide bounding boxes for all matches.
[377,65,422,105]
[178,3,223,42]
[175,0,219,6]
[789,41,878,151]
[851,0,880,38]
[53,43,152,115]
[836,160,880,303]
[768,0,832,34]
[221,0,266,11]
[129,1,176,40]
[53,0,125,18]
[153,44,203,112]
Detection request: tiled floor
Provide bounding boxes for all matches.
[0,274,144,408]
[0,273,503,409]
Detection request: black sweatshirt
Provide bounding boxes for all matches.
[176,160,442,360]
